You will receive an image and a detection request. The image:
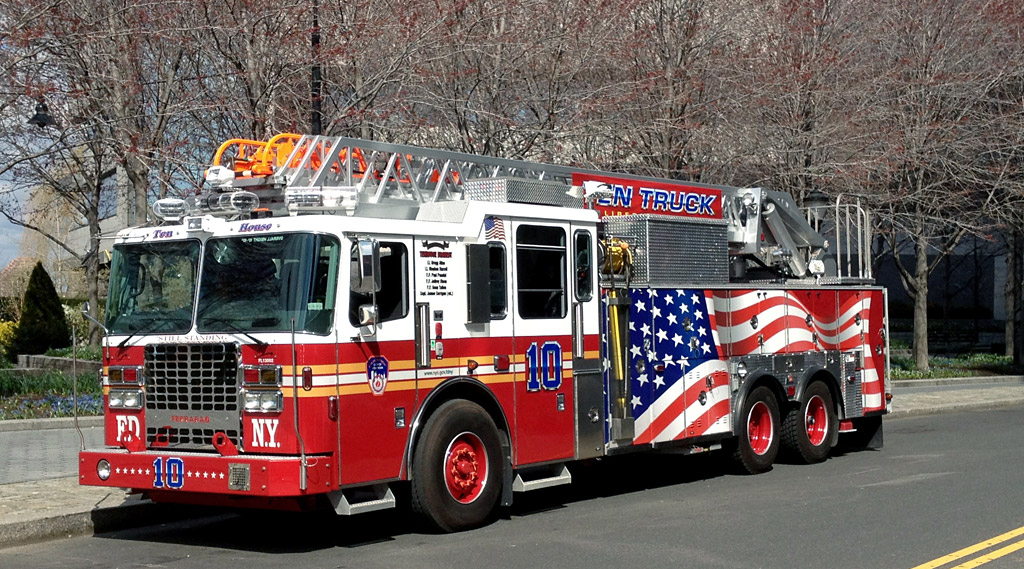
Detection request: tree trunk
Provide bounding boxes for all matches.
[912,234,930,371]
[86,208,102,346]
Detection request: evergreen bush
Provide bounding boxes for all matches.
[6,263,71,362]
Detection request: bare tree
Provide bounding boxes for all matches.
[398,0,623,161]
[584,0,732,180]
[854,0,1024,369]
[722,0,874,198]
[0,0,202,343]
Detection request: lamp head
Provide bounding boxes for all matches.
[27,98,57,129]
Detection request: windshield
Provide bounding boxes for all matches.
[106,240,200,335]
[197,233,339,335]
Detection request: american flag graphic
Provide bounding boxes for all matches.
[716,290,884,411]
[484,216,505,241]
[604,287,886,447]
[605,288,732,445]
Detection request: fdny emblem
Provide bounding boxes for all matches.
[367,356,389,395]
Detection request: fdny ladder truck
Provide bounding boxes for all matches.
[78,133,889,531]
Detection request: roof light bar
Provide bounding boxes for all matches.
[152,198,188,222]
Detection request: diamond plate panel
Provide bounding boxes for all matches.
[841,356,864,417]
[603,214,728,286]
[463,177,583,208]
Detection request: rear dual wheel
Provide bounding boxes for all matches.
[782,381,838,464]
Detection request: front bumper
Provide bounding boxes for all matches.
[79,449,336,497]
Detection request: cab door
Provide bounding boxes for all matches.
[338,236,418,485]
[510,220,575,465]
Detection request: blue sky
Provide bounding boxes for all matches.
[0,216,22,270]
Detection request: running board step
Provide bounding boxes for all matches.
[513,465,572,492]
[329,484,396,515]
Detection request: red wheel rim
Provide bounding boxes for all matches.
[805,394,828,446]
[443,432,488,504]
[747,401,773,456]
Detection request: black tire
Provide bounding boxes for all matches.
[782,381,837,464]
[410,400,503,532]
[731,386,781,474]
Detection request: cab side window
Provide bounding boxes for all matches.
[349,241,409,326]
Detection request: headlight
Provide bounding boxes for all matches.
[97,459,111,481]
[243,390,282,413]
[109,389,143,409]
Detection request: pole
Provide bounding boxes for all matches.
[311,0,322,136]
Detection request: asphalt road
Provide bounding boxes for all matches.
[4,406,1024,569]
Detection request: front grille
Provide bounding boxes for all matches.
[145,343,239,412]
[144,343,240,449]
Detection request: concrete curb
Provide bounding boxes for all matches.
[892,375,1024,388]
[0,499,209,551]
[0,416,103,433]
[888,397,1024,418]
[0,500,147,549]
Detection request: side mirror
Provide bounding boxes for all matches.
[357,304,379,326]
[80,301,108,334]
[351,239,381,293]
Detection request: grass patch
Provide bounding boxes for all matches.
[890,352,1018,380]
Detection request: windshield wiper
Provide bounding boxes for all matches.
[201,318,268,347]
[118,319,167,348]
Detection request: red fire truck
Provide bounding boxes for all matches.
[79,133,889,531]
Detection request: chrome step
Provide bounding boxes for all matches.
[329,484,396,515]
[513,465,572,492]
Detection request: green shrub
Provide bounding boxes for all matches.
[6,263,70,362]
[44,344,103,361]
[0,368,103,419]
[0,369,101,397]
[0,320,16,363]
[889,352,1018,380]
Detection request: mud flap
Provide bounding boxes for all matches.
[840,415,883,450]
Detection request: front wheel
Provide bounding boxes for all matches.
[782,381,838,464]
[731,386,781,474]
[410,400,504,532]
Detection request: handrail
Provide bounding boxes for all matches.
[210,133,304,176]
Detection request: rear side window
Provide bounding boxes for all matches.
[489,243,507,318]
[515,225,566,319]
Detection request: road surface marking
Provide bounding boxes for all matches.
[911,524,1024,569]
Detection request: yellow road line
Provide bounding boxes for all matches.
[948,539,1024,569]
[910,525,1024,569]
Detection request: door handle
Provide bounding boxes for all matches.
[572,301,584,359]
